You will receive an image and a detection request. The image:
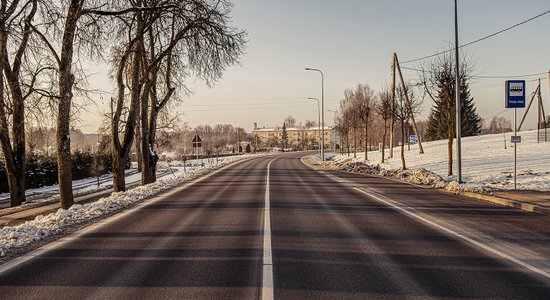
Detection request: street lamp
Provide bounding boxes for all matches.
[307,97,321,154]
[454,0,462,183]
[305,67,324,161]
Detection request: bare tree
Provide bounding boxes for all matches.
[138,0,246,184]
[395,83,422,170]
[284,115,296,128]
[334,111,348,155]
[211,124,227,161]
[340,88,361,158]
[350,83,376,161]
[377,88,392,163]
[234,127,246,153]
[0,0,39,207]
[304,119,316,128]
[486,117,511,134]
[33,1,157,207]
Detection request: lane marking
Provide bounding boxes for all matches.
[321,171,550,281]
[262,157,279,300]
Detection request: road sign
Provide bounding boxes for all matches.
[192,134,202,148]
[511,136,521,143]
[409,135,422,144]
[505,80,526,108]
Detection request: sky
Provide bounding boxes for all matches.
[81,0,550,133]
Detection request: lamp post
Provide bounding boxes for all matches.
[328,109,338,152]
[454,0,462,183]
[305,68,324,161]
[307,97,321,154]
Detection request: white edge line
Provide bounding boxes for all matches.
[321,171,550,281]
[0,157,255,275]
[262,157,278,300]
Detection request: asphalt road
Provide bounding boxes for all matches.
[0,153,549,299]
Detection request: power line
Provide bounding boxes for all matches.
[182,98,341,107]
[401,10,550,64]
[401,66,547,79]
[186,96,341,102]
[486,109,508,120]
[474,73,547,79]
[182,102,329,112]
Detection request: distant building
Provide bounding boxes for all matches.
[251,122,336,150]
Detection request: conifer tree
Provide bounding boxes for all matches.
[422,53,482,176]
[281,122,288,152]
[426,77,482,141]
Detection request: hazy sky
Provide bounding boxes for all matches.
[82,0,550,133]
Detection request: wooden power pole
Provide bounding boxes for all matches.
[389,53,396,158]
[518,83,540,131]
[394,53,424,154]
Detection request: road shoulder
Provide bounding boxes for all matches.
[301,155,550,216]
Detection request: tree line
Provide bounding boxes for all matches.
[334,52,483,175]
[0,0,246,208]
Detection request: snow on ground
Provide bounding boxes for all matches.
[0,154,261,258]
[328,129,549,192]
[0,156,234,208]
[0,169,139,203]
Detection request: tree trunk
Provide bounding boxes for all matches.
[447,128,453,176]
[0,1,37,207]
[135,119,142,172]
[401,119,406,170]
[364,122,368,161]
[57,0,80,209]
[112,153,126,192]
[381,117,387,163]
[140,84,155,185]
[353,127,357,158]
[346,132,350,156]
[0,35,26,207]
[149,108,160,182]
[111,13,144,192]
[407,123,411,151]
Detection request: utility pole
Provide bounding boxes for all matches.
[389,53,396,158]
[538,78,542,143]
[454,0,462,183]
[518,83,540,131]
[394,54,424,154]
[538,78,546,142]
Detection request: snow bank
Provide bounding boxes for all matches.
[326,129,549,192]
[0,154,259,258]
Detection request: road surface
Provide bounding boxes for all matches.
[0,153,549,299]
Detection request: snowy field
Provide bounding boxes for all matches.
[0,154,261,258]
[331,129,549,191]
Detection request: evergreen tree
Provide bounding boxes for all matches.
[423,53,482,176]
[426,77,482,141]
[281,122,288,152]
[459,79,482,136]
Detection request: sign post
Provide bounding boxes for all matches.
[192,134,202,166]
[505,80,526,190]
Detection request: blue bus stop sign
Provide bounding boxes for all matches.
[505,80,526,108]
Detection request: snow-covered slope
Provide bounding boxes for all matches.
[333,129,549,191]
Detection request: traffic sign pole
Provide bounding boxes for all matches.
[514,108,517,190]
[505,80,525,191]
